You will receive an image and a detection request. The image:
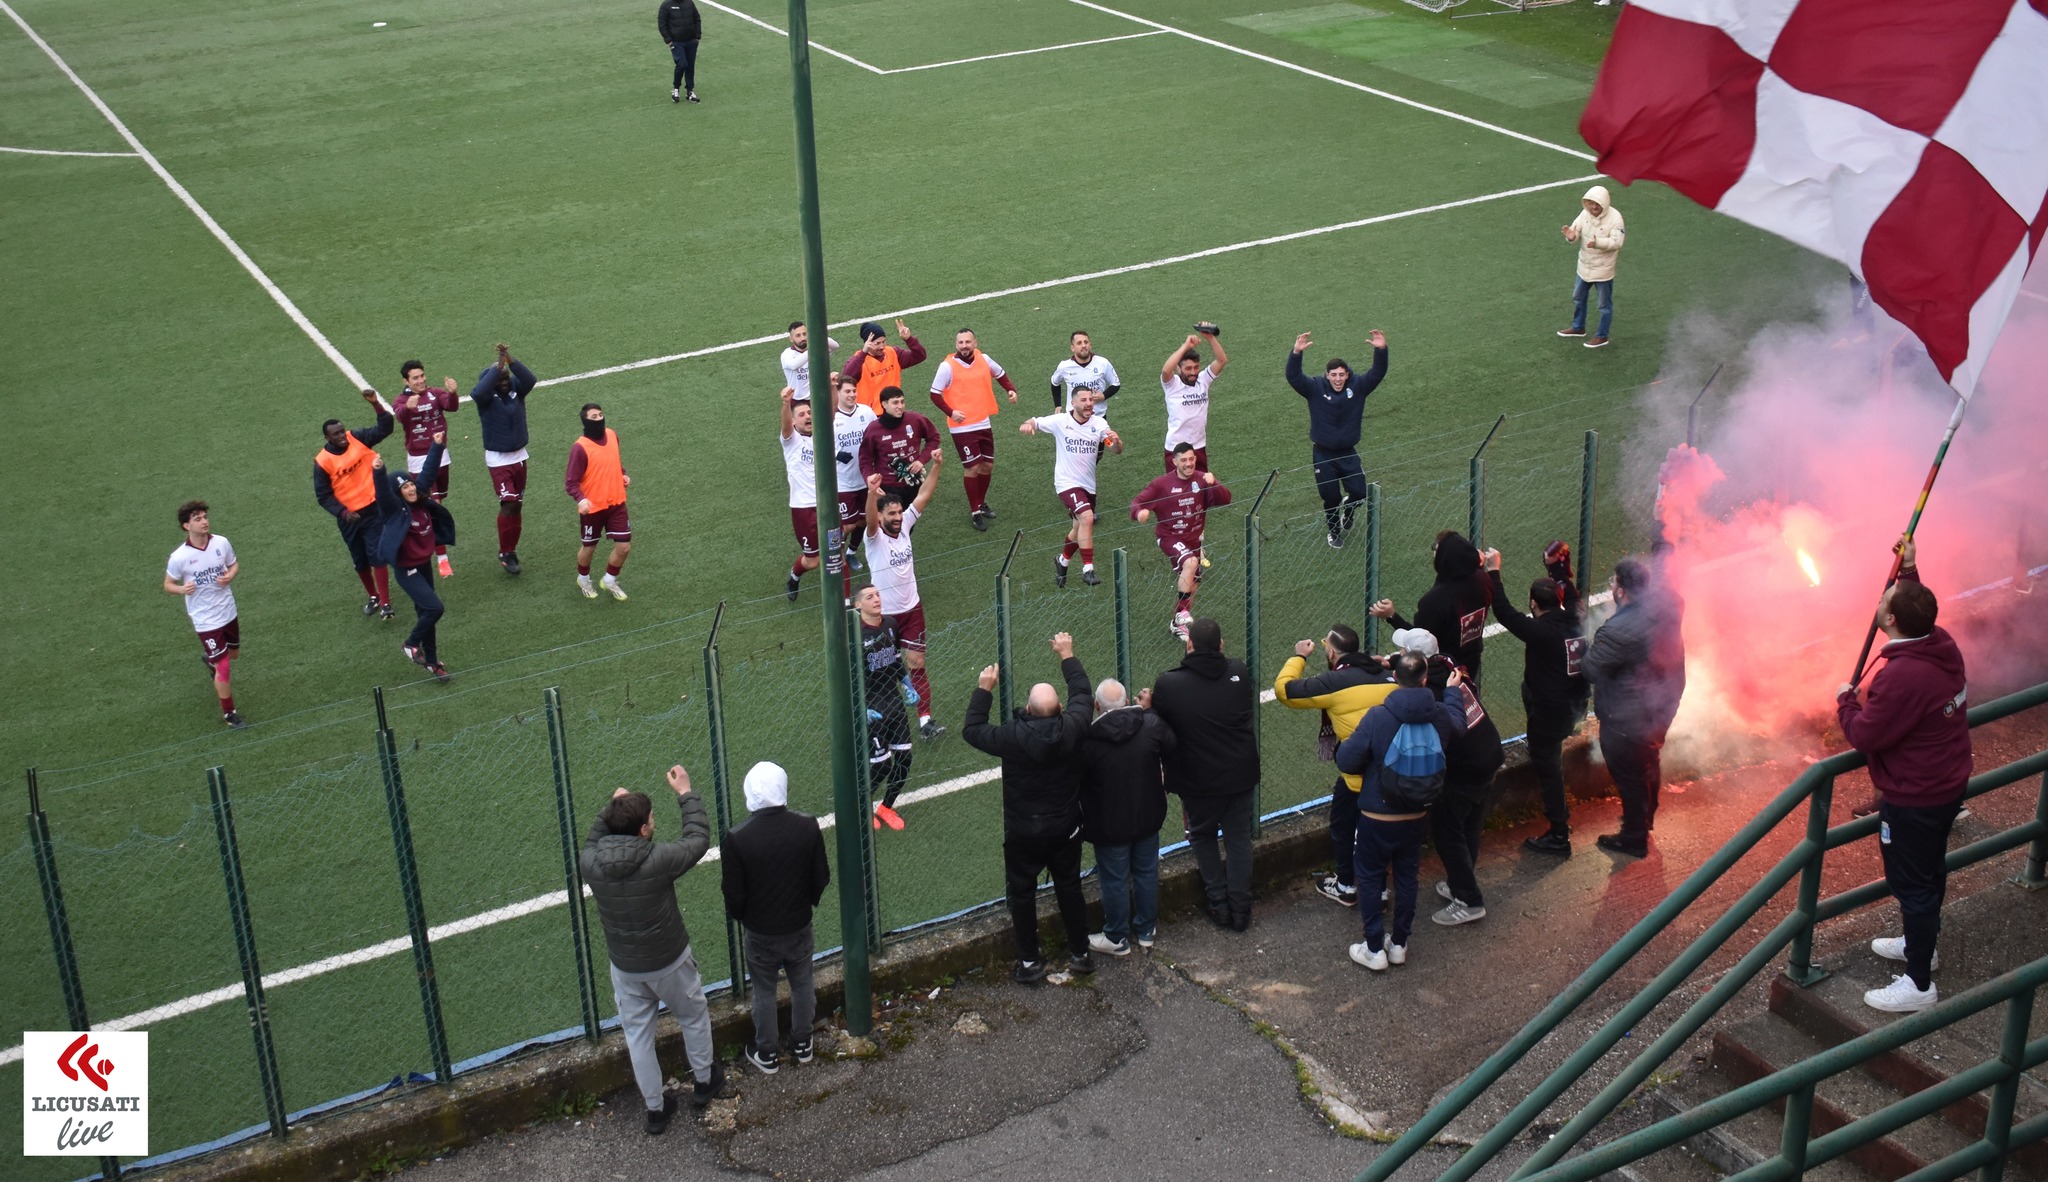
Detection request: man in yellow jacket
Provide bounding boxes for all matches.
[1557,184,1626,349]
[1273,625,1395,907]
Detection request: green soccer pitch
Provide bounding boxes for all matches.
[1,0,1840,1169]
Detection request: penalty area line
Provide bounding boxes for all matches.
[0,144,141,157]
[539,172,1602,389]
[695,0,887,74]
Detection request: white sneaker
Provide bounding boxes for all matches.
[1087,932,1131,956]
[1864,974,1937,1013]
[1388,943,1408,965]
[601,575,628,601]
[1348,941,1388,971]
[1171,610,1192,640]
[1135,931,1155,948]
[1871,936,1939,969]
[577,574,599,599]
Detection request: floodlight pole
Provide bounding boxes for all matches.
[787,0,871,1037]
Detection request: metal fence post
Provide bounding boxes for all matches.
[702,604,746,1004]
[847,603,883,949]
[543,688,601,1041]
[1246,472,1276,835]
[1784,772,1835,986]
[2018,769,2047,889]
[1470,414,1504,550]
[1113,546,1132,688]
[373,689,454,1084]
[996,530,1021,718]
[26,769,121,1181]
[1364,482,1382,653]
[1980,988,2034,1182]
[1579,430,1599,591]
[1780,1082,1815,1175]
[205,767,288,1139]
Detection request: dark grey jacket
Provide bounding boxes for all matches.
[1585,589,1686,739]
[579,793,711,973]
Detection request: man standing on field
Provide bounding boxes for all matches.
[164,500,246,729]
[394,359,459,577]
[1021,389,1122,588]
[841,319,927,416]
[780,321,837,401]
[1131,443,1232,637]
[1049,330,1120,411]
[859,387,943,510]
[930,328,1019,532]
[865,457,946,740]
[314,387,397,619]
[829,374,876,579]
[1285,328,1388,549]
[657,0,702,104]
[567,403,633,602]
[780,388,823,602]
[471,344,538,576]
[1160,326,1228,471]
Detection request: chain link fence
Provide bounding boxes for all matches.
[10,393,1657,1176]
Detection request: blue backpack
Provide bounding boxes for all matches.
[1379,720,1446,812]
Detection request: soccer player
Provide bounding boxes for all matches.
[779,388,822,601]
[859,386,943,510]
[1160,327,1228,471]
[864,456,946,739]
[929,328,1018,531]
[779,321,838,401]
[1049,330,1120,411]
[855,584,914,829]
[164,500,246,728]
[840,319,926,415]
[314,387,397,619]
[1132,443,1233,637]
[567,403,632,601]
[1020,389,1123,587]
[829,373,876,577]
[372,435,457,681]
[472,343,538,575]
[1286,328,1389,548]
[394,360,460,576]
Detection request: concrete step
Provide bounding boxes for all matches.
[1647,1065,1865,1182]
[1711,1010,1980,1180]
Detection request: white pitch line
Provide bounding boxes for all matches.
[541,172,1601,388]
[1063,0,1598,164]
[881,29,1167,74]
[0,0,369,391]
[0,144,140,157]
[695,0,887,74]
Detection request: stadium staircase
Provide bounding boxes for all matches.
[1356,681,2048,1182]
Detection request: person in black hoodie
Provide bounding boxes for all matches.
[1149,617,1261,930]
[963,632,1095,983]
[656,0,702,103]
[1484,547,1588,855]
[1426,655,1504,926]
[721,762,829,1075]
[1372,530,1493,691]
[1078,680,1176,956]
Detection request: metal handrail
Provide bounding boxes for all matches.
[1356,678,2048,1182]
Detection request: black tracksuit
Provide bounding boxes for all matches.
[1430,667,1505,908]
[1488,569,1587,833]
[1389,532,1493,690]
[1150,649,1260,921]
[1285,346,1387,533]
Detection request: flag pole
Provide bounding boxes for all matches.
[1846,396,1968,687]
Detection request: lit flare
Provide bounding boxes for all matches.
[1796,549,1821,587]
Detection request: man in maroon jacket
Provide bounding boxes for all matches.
[1836,538,1970,1013]
[858,387,942,509]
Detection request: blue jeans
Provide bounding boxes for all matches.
[1572,277,1614,337]
[1355,814,1427,951]
[392,564,443,664]
[1092,833,1160,943]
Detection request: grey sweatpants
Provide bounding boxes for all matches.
[745,923,817,1051]
[609,945,715,1110]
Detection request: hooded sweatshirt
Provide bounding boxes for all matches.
[1570,185,1626,282]
[1078,705,1175,844]
[1487,568,1588,719]
[721,763,830,936]
[1334,685,1468,817]
[1838,620,1970,808]
[578,793,711,973]
[963,656,1094,837]
[1391,533,1493,689]
[1150,649,1260,797]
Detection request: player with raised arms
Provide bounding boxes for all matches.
[780,387,823,602]
[1132,443,1233,638]
[1020,388,1123,587]
[864,452,946,740]
[929,328,1018,532]
[780,321,838,401]
[471,343,538,576]
[829,373,876,577]
[1159,325,1228,471]
[314,387,397,619]
[164,500,246,729]
[393,359,460,576]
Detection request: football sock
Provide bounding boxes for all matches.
[790,560,807,582]
[605,562,623,578]
[1176,593,1192,613]
[220,694,235,715]
[1060,541,1078,563]
[909,668,933,714]
[498,513,522,553]
[577,561,592,577]
[372,567,391,604]
[883,750,910,807]
[965,472,990,510]
[435,545,447,557]
[357,569,377,596]
[1080,548,1094,567]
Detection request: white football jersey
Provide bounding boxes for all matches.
[167,535,239,631]
[782,429,819,509]
[1161,365,1217,449]
[1030,412,1116,494]
[832,405,877,493]
[779,338,837,400]
[864,505,922,613]
[1051,355,1119,402]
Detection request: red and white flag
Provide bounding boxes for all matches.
[1580,0,2048,397]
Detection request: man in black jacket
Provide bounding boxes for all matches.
[469,344,538,574]
[1584,556,1687,857]
[656,0,702,103]
[1285,328,1388,548]
[1485,547,1588,854]
[1079,679,1175,956]
[578,765,725,1133]
[963,632,1095,983]
[721,761,830,1075]
[1150,617,1261,930]
[1427,656,1505,926]
[1372,530,1493,690]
